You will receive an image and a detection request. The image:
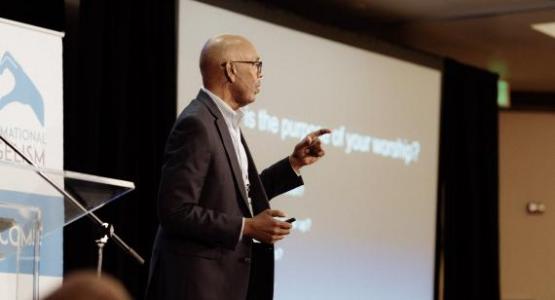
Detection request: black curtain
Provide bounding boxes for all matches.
[0,0,65,31]
[63,0,176,298]
[440,59,499,300]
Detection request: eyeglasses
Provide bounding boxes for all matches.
[222,60,263,75]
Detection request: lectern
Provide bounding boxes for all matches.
[0,160,141,299]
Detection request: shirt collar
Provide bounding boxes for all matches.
[201,87,244,128]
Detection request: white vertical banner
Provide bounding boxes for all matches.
[0,18,64,298]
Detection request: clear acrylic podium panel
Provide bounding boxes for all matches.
[0,160,135,299]
[0,202,41,300]
[0,160,135,232]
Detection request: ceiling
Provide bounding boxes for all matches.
[262,0,555,93]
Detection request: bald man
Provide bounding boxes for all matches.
[146,35,330,300]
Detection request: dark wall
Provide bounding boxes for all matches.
[509,92,555,111]
[0,1,65,31]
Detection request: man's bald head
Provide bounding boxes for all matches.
[200,34,257,86]
[199,34,262,109]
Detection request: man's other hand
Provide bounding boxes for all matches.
[289,128,331,172]
[244,209,292,244]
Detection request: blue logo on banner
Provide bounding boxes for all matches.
[0,191,63,276]
[0,52,45,126]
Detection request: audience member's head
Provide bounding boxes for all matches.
[44,271,131,300]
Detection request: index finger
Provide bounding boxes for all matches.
[308,128,332,139]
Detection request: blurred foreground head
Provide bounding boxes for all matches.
[44,271,131,300]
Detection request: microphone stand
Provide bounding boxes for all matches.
[0,134,145,278]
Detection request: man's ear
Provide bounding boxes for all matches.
[223,62,236,83]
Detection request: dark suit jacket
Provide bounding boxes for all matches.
[146,90,303,300]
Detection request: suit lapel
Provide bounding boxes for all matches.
[197,91,251,216]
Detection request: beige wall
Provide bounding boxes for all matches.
[500,111,555,300]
